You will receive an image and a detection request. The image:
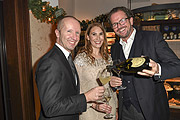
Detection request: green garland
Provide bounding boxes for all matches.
[28,0,109,29]
[28,0,66,24]
[80,14,109,31]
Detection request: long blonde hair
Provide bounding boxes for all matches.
[78,22,109,64]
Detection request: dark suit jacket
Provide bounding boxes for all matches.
[111,31,180,120]
[35,45,87,120]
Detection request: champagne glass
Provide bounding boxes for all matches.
[103,87,114,119]
[112,59,126,90]
[96,68,115,119]
[96,67,111,86]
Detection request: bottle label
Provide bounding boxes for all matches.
[131,57,145,67]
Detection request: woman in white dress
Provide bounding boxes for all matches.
[74,23,121,120]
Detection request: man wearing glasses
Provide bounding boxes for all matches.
[108,6,180,120]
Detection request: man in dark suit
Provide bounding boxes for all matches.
[108,6,180,120]
[35,16,105,120]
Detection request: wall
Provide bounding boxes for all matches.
[59,0,75,16]
[75,0,127,21]
[30,13,55,66]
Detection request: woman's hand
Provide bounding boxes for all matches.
[92,103,112,113]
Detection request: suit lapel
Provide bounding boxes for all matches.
[128,31,143,58]
[119,46,126,62]
[113,42,126,61]
[55,46,79,92]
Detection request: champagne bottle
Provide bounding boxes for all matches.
[111,56,152,73]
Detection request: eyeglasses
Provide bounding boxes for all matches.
[111,18,129,28]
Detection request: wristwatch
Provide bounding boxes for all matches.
[153,74,161,81]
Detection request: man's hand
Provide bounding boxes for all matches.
[109,76,122,87]
[84,86,105,102]
[137,59,159,77]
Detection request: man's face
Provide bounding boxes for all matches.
[56,18,81,52]
[110,10,133,39]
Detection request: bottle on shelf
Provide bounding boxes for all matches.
[107,56,152,73]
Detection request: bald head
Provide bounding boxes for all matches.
[57,16,80,31]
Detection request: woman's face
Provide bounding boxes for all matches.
[87,26,104,50]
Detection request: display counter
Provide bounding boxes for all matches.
[164,77,180,119]
[164,77,180,109]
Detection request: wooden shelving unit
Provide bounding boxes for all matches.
[166,39,180,42]
[166,77,180,82]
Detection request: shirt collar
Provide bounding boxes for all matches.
[55,43,70,59]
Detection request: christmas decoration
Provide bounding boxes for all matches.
[28,0,66,24]
[80,14,109,31]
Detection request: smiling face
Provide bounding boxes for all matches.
[87,26,105,50]
[110,10,133,40]
[55,17,81,52]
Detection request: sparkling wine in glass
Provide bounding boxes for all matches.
[97,68,111,86]
[103,87,114,119]
[112,59,126,90]
[97,68,115,119]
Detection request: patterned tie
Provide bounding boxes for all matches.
[68,54,77,85]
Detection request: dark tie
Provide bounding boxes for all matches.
[68,54,77,85]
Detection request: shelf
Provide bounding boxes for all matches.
[169,104,180,109]
[140,19,180,25]
[132,3,180,22]
[166,77,180,82]
[166,39,180,42]
[132,3,180,14]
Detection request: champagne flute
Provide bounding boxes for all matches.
[112,59,126,90]
[103,87,114,119]
[97,67,112,86]
[96,68,115,119]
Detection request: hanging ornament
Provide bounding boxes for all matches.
[48,17,52,22]
[42,6,46,11]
